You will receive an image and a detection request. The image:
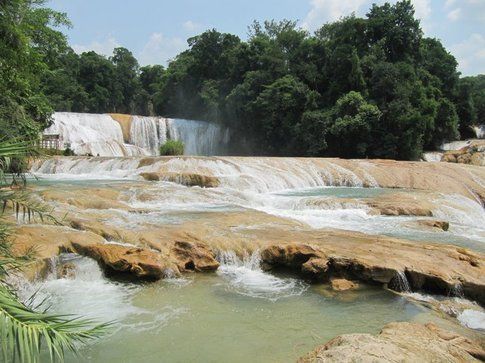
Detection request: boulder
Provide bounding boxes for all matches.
[170,241,219,272]
[330,278,359,291]
[71,242,165,280]
[299,322,485,362]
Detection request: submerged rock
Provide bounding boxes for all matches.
[57,262,76,279]
[330,278,359,291]
[299,322,485,362]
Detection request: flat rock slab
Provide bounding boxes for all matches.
[299,322,485,362]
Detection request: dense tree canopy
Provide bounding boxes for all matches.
[2,0,484,159]
[0,0,69,139]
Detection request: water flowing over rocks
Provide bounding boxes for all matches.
[31,156,485,202]
[139,171,220,187]
[423,139,485,167]
[43,112,230,156]
[14,152,485,358]
[71,242,166,280]
[259,242,485,304]
[299,322,485,362]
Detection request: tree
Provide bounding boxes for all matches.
[366,0,422,62]
[327,91,381,158]
[455,80,477,139]
[0,0,70,139]
[111,47,141,114]
[250,75,312,155]
[427,98,459,148]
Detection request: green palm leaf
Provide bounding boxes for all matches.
[0,138,111,362]
[0,284,111,363]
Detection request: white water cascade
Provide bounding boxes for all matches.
[43,112,149,157]
[43,112,230,157]
[129,116,230,156]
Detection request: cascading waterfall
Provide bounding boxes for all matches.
[43,112,230,157]
[130,116,162,155]
[128,116,231,156]
[166,119,231,156]
[473,125,484,139]
[216,251,307,301]
[43,112,149,157]
[390,271,411,293]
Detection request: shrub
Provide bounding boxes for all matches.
[159,140,184,156]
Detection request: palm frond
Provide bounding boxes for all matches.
[0,190,62,225]
[0,284,111,363]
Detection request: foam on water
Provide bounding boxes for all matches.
[216,251,308,301]
[21,254,141,322]
[457,310,485,331]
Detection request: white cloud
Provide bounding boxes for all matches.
[72,36,120,57]
[301,0,431,32]
[450,33,485,76]
[444,0,456,9]
[302,0,368,31]
[411,0,431,19]
[447,8,462,21]
[137,32,187,66]
[182,20,202,32]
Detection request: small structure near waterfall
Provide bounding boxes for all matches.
[40,134,61,150]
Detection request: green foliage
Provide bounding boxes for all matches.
[457,75,484,137]
[11,0,481,160]
[0,0,71,140]
[0,140,109,362]
[159,140,184,156]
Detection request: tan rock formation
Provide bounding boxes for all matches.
[109,114,132,143]
[260,241,485,304]
[140,172,220,187]
[299,322,485,362]
[171,241,219,272]
[71,242,166,280]
[330,278,358,291]
[416,219,450,231]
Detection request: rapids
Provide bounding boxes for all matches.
[22,153,485,361]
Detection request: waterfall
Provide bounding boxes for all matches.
[390,271,411,292]
[473,125,484,139]
[422,152,443,162]
[44,112,230,157]
[31,156,375,191]
[44,112,148,157]
[130,116,161,155]
[216,251,307,301]
[129,116,230,156]
[166,119,230,156]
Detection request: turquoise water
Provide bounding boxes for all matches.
[32,256,433,363]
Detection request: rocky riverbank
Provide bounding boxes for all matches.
[299,322,485,362]
[9,155,485,361]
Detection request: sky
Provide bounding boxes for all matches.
[48,0,485,76]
